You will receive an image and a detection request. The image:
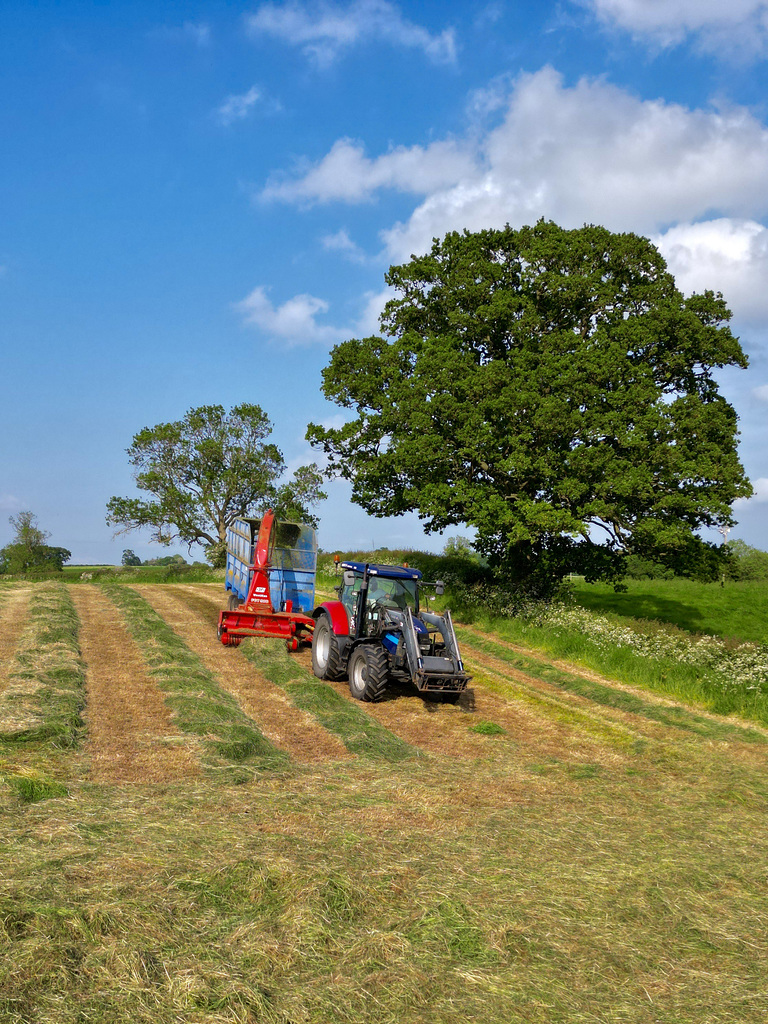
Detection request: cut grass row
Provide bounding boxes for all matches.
[100,585,289,776]
[0,583,85,802]
[240,637,417,762]
[457,628,768,745]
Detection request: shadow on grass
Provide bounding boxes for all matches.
[574,589,707,634]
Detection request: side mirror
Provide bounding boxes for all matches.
[435,580,445,596]
[343,570,355,586]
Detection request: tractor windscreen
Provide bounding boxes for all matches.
[367,577,417,612]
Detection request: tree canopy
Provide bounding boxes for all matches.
[307,221,752,589]
[107,404,326,565]
[0,511,71,574]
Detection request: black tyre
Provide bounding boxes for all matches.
[348,644,389,702]
[311,615,344,681]
[228,593,240,611]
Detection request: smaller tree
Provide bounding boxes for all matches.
[107,404,326,566]
[0,512,71,574]
[121,549,142,567]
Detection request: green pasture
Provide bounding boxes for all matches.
[571,576,768,645]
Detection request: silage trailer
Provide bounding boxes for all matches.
[216,510,317,651]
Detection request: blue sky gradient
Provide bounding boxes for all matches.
[3,1,768,562]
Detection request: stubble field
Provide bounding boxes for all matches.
[1,580,767,1023]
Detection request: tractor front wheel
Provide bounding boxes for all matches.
[348,644,389,702]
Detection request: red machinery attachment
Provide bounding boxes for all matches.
[217,510,315,651]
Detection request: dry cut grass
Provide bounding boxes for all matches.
[2,583,768,1023]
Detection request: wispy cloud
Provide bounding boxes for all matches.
[321,228,367,263]
[577,0,768,59]
[735,477,768,503]
[235,280,392,347]
[216,85,262,126]
[245,0,456,68]
[261,137,477,204]
[235,286,349,347]
[0,494,22,513]
[151,21,211,47]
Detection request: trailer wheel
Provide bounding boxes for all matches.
[311,615,344,681]
[348,645,389,702]
[228,593,240,611]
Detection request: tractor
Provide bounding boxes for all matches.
[311,561,470,703]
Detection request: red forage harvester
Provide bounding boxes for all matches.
[217,509,316,652]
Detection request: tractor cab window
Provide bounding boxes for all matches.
[340,573,417,636]
[340,575,363,633]
[367,577,417,613]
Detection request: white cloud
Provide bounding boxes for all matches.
[216,85,261,126]
[257,66,768,333]
[321,228,367,262]
[262,137,477,204]
[261,69,768,270]
[357,287,394,335]
[245,0,456,68]
[182,21,211,46]
[753,385,768,401]
[235,281,391,347]
[655,220,768,323]
[735,477,768,503]
[383,69,768,263]
[579,0,768,57]
[235,286,349,347]
[152,21,211,46]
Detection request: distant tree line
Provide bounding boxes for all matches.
[121,550,206,568]
[622,540,768,583]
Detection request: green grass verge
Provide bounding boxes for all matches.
[450,590,768,724]
[101,586,289,774]
[240,638,417,762]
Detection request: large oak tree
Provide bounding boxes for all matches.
[107,404,326,565]
[307,222,752,588]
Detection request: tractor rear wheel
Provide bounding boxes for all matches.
[348,644,389,702]
[311,615,344,681]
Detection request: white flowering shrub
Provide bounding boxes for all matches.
[537,604,768,697]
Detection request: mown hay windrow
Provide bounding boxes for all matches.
[0,582,85,745]
[100,584,290,775]
[134,585,352,764]
[0,586,33,691]
[70,586,200,784]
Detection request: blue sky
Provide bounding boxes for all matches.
[2,0,768,563]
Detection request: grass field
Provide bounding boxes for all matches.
[1,580,768,1022]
